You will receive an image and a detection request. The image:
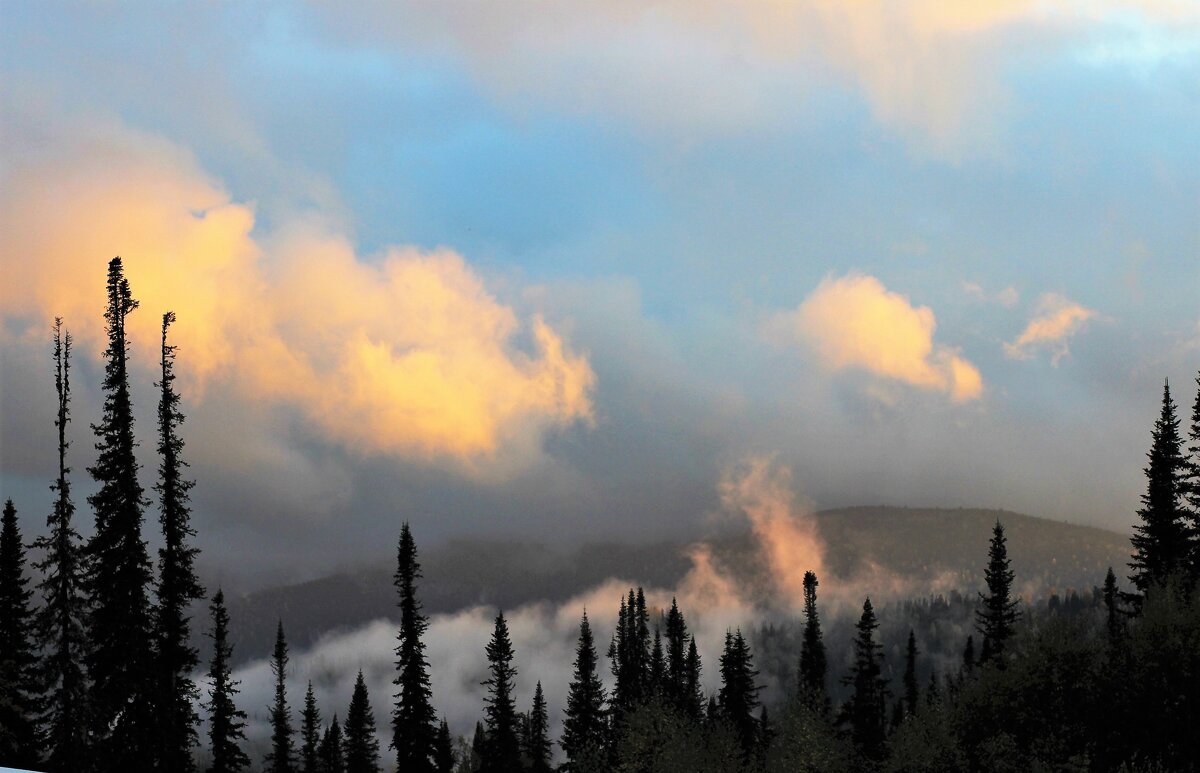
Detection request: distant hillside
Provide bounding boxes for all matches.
[209,507,1132,666]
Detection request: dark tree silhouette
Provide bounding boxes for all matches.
[392,522,437,772]
[717,629,761,761]
[1185,371,1200,579]
[471,721,486,772]
[1103,567,1123,648]
[206,590,250,773]
[976,520,1020,665]
[961,635,976,677]
[525,681,552,772]
[265,621,296,773]
[33,318,90,771]
[345,671,380,773]
[839,598,889,762]
[319,715,345,773]
[663,597,690,710]
[480,611,521,772]
[684,635,704,719]
[0,499,41,768]
[561,610,607,767]
[1128,381,1191,603]
[433,719,455,773]
[648,627,666,696]
[301,681,323,773]
[86,256,156,771]
[797,570,828,712]
[902,628,919,717]
[153,311,205,773]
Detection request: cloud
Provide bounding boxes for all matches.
[0,108,593,471]
[1004,293,1097,363]
[963,281,1020,307]
[774,273,983,402]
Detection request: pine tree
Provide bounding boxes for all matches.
[525,681,551,772]
[1128,381,1191,603]
[301,682,323,773]
[471,721,486,772]
[976,520,1020,665]
[663,598,689,710]
[265,621,296,773]
[33,318,91,771]
[648,627,666,697]
[562,610,607,767]
[1103,567,1123,648]
[153,311,205,772]
[86,256,156,771]
[1184,371,1200,580]
[392,522,437,772]
[345,671,380,773]
[480,611,521,772]
[684,635,704,719]
[0,499,41,768]
[839,598,889,762]
[902,629,919,717]
[609,588,651,715]
[433,719,455,773]
[319,715,345,773]
[797,570,828,711]
[206,590,250,773]
[717,629,761,761]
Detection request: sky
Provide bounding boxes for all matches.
[2,1,1199,588]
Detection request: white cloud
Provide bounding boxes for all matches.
[1004,293,1097,363]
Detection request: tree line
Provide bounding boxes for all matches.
[1,258,1200,771]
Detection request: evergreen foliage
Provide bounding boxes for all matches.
[480,611,521,772]
[265,621,296,773]
[318,715,345,773]
[524,681,551,772]
[301,681,323,773]
[0,499,41,768]
[902,629,919,718]
[433,719,455,773]
[976,520,1020,665]
[393,522,437,772]
[717,628,761,761]
[561,610,607,767]
[797,570,828,712]
[839,598,889,762]
[205,590,250,773]
[345,671,381,773]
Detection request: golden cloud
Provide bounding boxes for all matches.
[778,273,983,402]
[1004,293,1097,363]
[0,118,594,469]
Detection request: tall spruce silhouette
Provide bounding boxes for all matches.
[1185,372,1200,579]
[1102,567,1122,648]
[663,598,690,711]
[684,635,704,718]
[481,611,521,772]
[433,719,455,773]
[976,520,1019,665]
[319,715,345,773]
[561,610,607,766]
[797,570,828,711]
[300,682,322,773]
[392,522,437,771]
[839,598,889,762]
[902,629,919,717]
[525,681,552,772]
[345,671,381,773]
[0,499,41,768]
[206,590,250,773]
[609,587,651,714]
[1128,381,1191,604]
[86,256,156,772]
[718,629,761,761]
[153,311,205,772]
[265,621,296,773]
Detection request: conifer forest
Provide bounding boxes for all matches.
[3,259,1200,772]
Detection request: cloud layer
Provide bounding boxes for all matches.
[1005,293,1097,363]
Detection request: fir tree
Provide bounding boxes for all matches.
[32,319,90,771]
[265,621,296,773]
[153,311,205,772]
[471,721,486,772]
[797,570,828,711]
[345,671,380,773]
[525,681,551,772]
[561,610,607,767]
[1103,567,1123,648]
[976,520,1020,665]
[433,719,455,773]
[86,256,156,771]
[902,629,919,717]
[392,522,437,772]
[319,715,345,773]
[839,598,889,762]
[717,629,761,761]
[1128,381,1191,603]
[0,499,41,768]
[663,598,690,710]
[206,590,250,773]
[648,627,666,697]
[961,635,976,677]
[480,611,521,772]
[684,635,704,719]
[301,681,323,773]
[1185,371,1200,579]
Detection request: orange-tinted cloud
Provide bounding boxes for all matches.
[1004,293,1097,363]
[0,116,594,469]
[776,273,983,402]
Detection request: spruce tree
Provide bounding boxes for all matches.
[0,499,41,768]
[797,570,828,711]
[609,588,651,714]
[33,318,90,771]
[839,598,889,762]
[1128,381,1190,603]
[961,635,976,677]
[265,621,296,773]
[648,627,666,696]
[319,715,345,773]
[717,629,761,761]
[976,520,1019,665]
[206,590,250,773]
[392,522,437,772]
[684,635,704,719]
[1185,371,1200,579]
[480,611,521,772]
[525,681,551,772]
[433,719,455,773]
[1103,567,1122,648]
[561,610,607,766]
[345,671,380,773]
[153,311,205,772]
[471,721,486,771]
[86,256,156,771]
[902,629,919,717]
[301,682,323,773]
[663,598,689,710]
